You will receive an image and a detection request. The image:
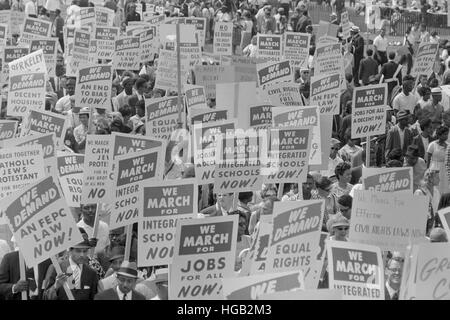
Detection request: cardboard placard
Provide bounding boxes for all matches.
[113,37,141,71]
[184,85,208,111]
[213,22,232,56]
[56,153,84,207]
[222,271,304,300]
[0,120,18,141]
[145,96,183,140]
[75,64,112,110]
[259,82,304,107]
[138,179,197,267]
[19,18,52,46]
[0,175,83,267]
[7,72,46,117]
[0,145,45,200]
[326,240,385,300]
[257,60,292,89]
[29,38,58,77]
[169,215,238,300]
[109,147,163,229]
[313,42,343,77]
[362,167,413,194]
[257,34,282,62]
[95,27,119,60]
[283,32,310,69]
[349,190,428,252]
[351,83,387,139]
[81,135,112,204]
[411,43,439,78]
[310,73,341,115]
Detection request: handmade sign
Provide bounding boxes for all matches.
[0,144,45,200]
[0,120,17,141]
[310,73,341,115]
[362,167,413,194]
[411,43,439,78]
[222,271,304,300]
[257,34,282,62]
[259,82,304,107]
[95,27,119,60]
[7,72,46,116]
[351,83,387,139]
[145,96,183,140]
[169,215,238,300]
[313,42,343,77]
[138,179,197,267]
[75,64,112,110]
[184,85,208,111]
[283,32,310,68]
[327,240,385,300]
[19,17,52,46]
[349,190,428,251]
[29,38,58,77]
[213,22,232,56]
[113,36,140,71]
[0,175,83,267]
[57,153,84,208]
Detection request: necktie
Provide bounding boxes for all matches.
[392,292,399,300]
[73,266,80,289]
[122,293,127,300]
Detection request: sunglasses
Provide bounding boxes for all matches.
[336,227,349,231]
[331,147,339,150]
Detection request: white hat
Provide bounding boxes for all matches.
[351,25,360,32]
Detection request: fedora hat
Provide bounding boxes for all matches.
[116,261,139,279]
[150,268,169,285]
[108,246,125,262]
[396,110,409,121]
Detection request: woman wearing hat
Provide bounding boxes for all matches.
[315,177,338,231]
[427,126,449,194]
[326,213,349,241]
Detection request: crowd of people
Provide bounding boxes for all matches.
[0,0,449,301]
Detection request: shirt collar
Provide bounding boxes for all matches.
[69,256,82,271]
[385,281,398,298]
[116,286,130,300]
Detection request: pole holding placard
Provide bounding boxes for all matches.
[365,137,371,168]
[176,23,184,130]
[49,256,75,300]
[124,224,133,262]
[18,251,27,301]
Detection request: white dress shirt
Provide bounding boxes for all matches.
[68,257,83,289]
[76,220,110,254]
[116,286,132,300]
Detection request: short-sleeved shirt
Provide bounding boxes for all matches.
[392,92,419,113]
[373,35,388,52]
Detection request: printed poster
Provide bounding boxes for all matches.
[313,42,343,77]
[283,32,310,69]
[75,64,113,110]
[213,22,232,56]
[362,167,413,194]
[29,38,58,77]
[95,27,119,60]
[0,120,17,141]
[259,82,304,107]
[257,60,292,89]
[411,43,439,78]
[310,73,341,115]
[145,96,183,140]
[257,34,282,62]
[113,36,140,71]
[57,153,84,207]
[7,72,46,116]
[19,17,52,46]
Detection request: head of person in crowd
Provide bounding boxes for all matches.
[135,77,148,96]
[385,255,404,293]
[108,246,125,272]
[442,110,450,127]
[65,77,76,97]
[428,77,439,88]
[121,76,135,95]
[116,261,139,296]
[404,145,420,167]
[430,227,448,242]
[387,51,396,62]
[238,191,253,206]
[337,195,352,220]
[119,104,134,127]
[330,138,340,159]
[96,119,111,135]
[152,268,169,300]
[127,95,139,110]
[315,176,333,198]
[260,197,276,216]
[69,229,92,266]
[431,87,442,104]
[350,25,360,36]
[135,99,145,118]
[420,118,433,138]
[396,110,410,130]
[234,210,249,239]
[109,228,125,247]
[263,4,271,17]
[366,48,373,58]
[80,203,97,226]
[327,214,349,240]
[79,107,90,128]
[335,162,352,185]
[216,192,234,212]
[436,125,449,143]
[302,174,315,200]
[306,24,313,35]
[419,74,428,88]
[329,12,336,22]
[421,168,440,190]
[418,86,431,102]
[261,184,278,200]
[386,159,403,167]
[402,75,414,96]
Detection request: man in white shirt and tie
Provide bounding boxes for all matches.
[77,204,110,255]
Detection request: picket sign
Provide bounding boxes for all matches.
[90,205,101,259]
[124,224,133,262]
[18,251,26,300]
[49,256,75,300]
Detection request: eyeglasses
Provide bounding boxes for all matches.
[388,268,402,274]
[336,227,349,231]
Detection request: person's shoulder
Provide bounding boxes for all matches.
[95,288,116,300]
[132,289,146,300]
[1,250,18,263]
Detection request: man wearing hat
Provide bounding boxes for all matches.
[295,4,311,33]
[98,246,125,292]
[404,144,426,191]
[116,76,136,110]
[423,87,444,122]
[385,110,413,162]
[150,268,168,300]
[94,262,145,300]
[350,25,364,86]
[43,236,99,300]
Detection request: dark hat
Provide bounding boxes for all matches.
[405,145,419,158]
[116,261,139,279]
[108,246,125,262]
[396,110,409,121]
[71,228,92,249]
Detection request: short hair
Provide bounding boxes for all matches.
[119,104,133,118]
[135,77,147,90]
[338,194,352,208]
[418,86,431,97]
[334,162,351,179]
[306,173,314,180]
[436,125,449,137]
[238,191,253,203]
[388,52,396,60]
[386,159,403,167]
[316,176,333,190]
[403,75,415,83]
[429,78,439,88]
[366,48,373,56]
[388,148,403,161]
[419,118,432,131]
[128,95,139,107]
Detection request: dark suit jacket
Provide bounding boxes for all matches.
[385,125,413,161]
[200,204,223,217]
[350,165,363,185]
[0,251,36,300]
[94,288,146,300]
[412,134,435,160]
[359,57,379,85]
[43,259,99,300]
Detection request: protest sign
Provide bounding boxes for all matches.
[413,243,450,300]
[250,219,271,274]
[0,145,45,200]
[154,48,187,92]
[0,120,17,141]
[2,132,57,178]
[185,17,206,47]
[0,175,83,267]
[310,73,341,115]
[193,65,236,99]
[113,36,140,71]
[350,190,428,251]
[341,11,350,39]
[0,23,7,49]
[265,127,311,183]
[313,42,343,76]
[138,179,197,267]
[109,132,165,159]
[272,106,321,166]
[283,32,310,69]
[259,289,343,300]
[222,271,304,300]
[109,147,163,229]
[309,115,333,171]
[184,85,208,111]
[170,215,238,300]
[95,27,119,60]
[68,29,90,76]
[145,96,183,140]
[215,81,257,125]
[351,83,387,139]
[189,108,228,126]
[95,6,115,26]
[259,82,304,107]
[239,104,273,130]
[362,167,413,194]
[7,72,46,117]
[438,207,450,237]
[158,23,196,47]
[257,60,292,89]
[193,120,236,184]
[75,64,112,110]
[411,43,439,78]
[214,130,265,194]
[81,135,112,204]
[138,27,157,62]
[29,38,58,77]
[327,241,385,300]
[57,153,84,208]
[180,41,202,69]
[19,17,52,46]
[257,34,282,62]
[265,200,324,287]
[1,46,29,85]
[77,7,96,27]
[8,48,45,76]
[213,22,232,56]
[20,108,68,149]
